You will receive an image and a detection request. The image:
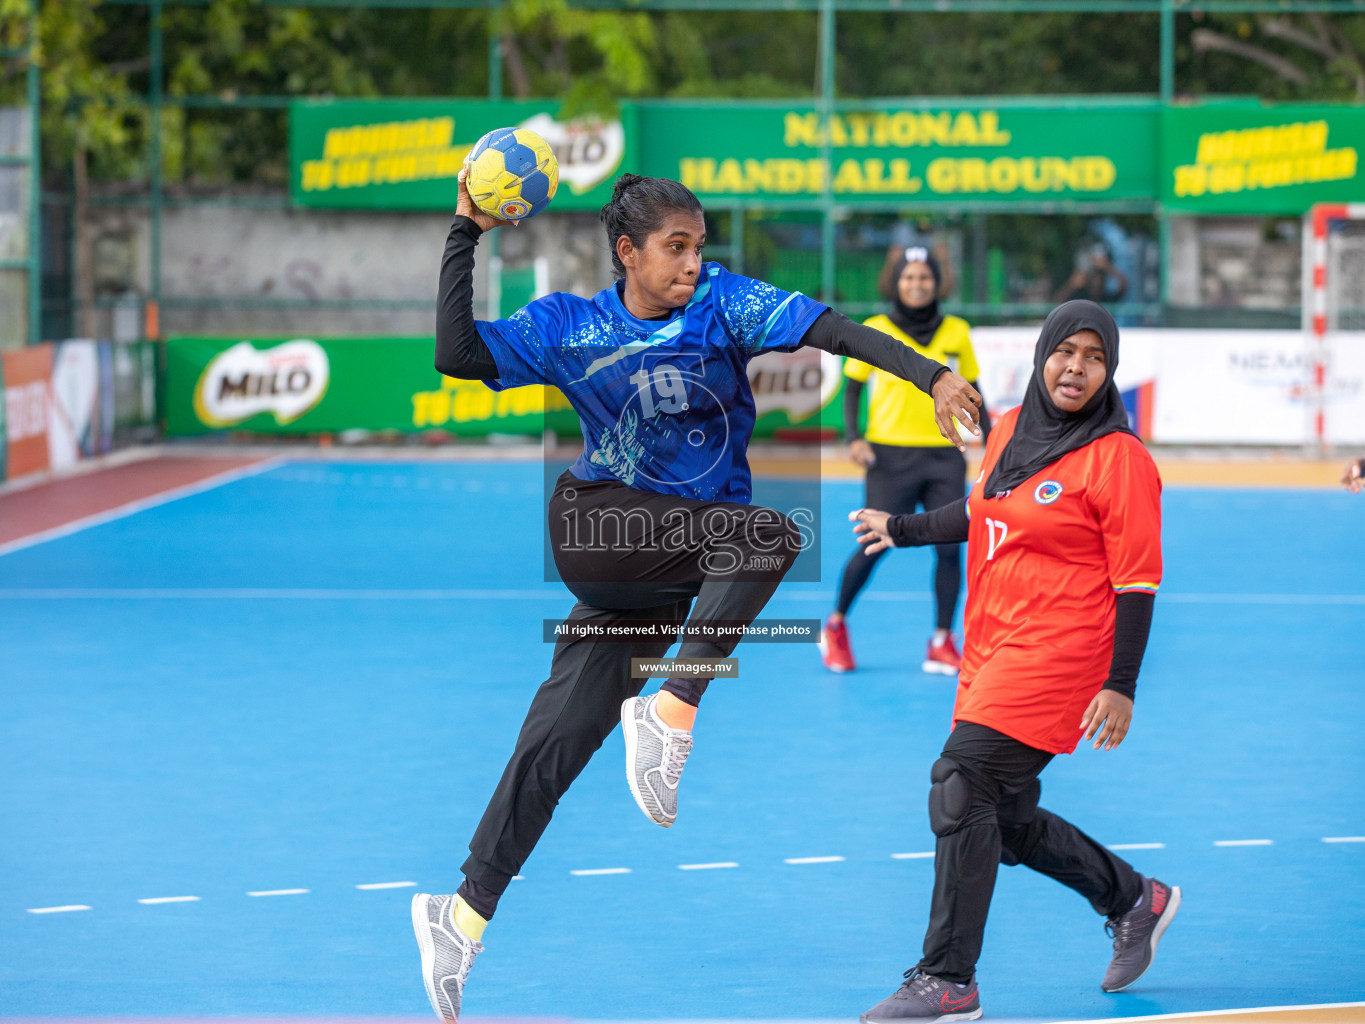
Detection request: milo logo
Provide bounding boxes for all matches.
[748,348,842,422]
[194,340,330,427]
[519,112,624,196]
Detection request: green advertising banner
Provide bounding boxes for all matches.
[636,100,1160,205]
[1161,103,1364,214]
[164,337,848,441]
[164,336,579,437]
[290,99,627,210]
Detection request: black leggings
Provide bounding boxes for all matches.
[458,472,802,918]
[918,722,1144,984]
[549,471,802,705]
[836,444,966,631]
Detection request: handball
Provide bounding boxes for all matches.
[464,126,559,221]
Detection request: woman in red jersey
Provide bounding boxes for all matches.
[849,300,1179,1024]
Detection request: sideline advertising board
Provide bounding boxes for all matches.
[165,331,1364,447]
[290,100,627,211]
[165,336,578,437]
[973,327,1365,446]
[2,344,53,479]
[164,336,843,440]
[0,340,159,484]
[1162,103,1365,215]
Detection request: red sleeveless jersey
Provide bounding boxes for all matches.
[955,406,1162,754]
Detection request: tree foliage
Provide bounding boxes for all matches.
[5,2,1365,186]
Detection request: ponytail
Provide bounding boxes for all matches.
[599,174,704,278]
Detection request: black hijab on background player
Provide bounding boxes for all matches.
[983,299,1135,499]
[887,246,945,347]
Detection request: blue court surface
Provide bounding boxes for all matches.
[2,457,1363,1020]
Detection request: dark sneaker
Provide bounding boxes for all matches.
[1102,876,1181,992]
[861,967,982,1022]
[411,892,483,1021]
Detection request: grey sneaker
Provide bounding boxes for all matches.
[1102,876,1181,992]
[861,967,982,1023]
[621,692,693,827]
[411,892,483,1021]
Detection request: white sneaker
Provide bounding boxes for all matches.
[621,692,693,827]
[411,892,483,1022]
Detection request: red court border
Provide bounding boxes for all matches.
[0,453,274,552]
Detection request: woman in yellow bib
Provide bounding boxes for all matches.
[820,246,990,676]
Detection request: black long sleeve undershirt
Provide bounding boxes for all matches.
[800,309,947,397]
[884,497,1152,699]
[887,496,971,546]
[433,218,952,398]
[434,215,500,380]
[843,378,864,441]
[1102,591,1153,701]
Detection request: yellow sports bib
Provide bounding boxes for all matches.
[844,314,980,447]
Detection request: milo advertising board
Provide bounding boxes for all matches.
[163,337,846,440]
[290,100,628,211]
[165,336,578,437]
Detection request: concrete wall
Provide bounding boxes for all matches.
[86,197,613,339]
[80,198,1310,339]
[1167,215,1302,315]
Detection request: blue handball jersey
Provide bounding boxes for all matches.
[475,263,826,503]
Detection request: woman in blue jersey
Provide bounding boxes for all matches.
[409,170,983,1022]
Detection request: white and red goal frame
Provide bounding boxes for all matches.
[1306,202,1365,451]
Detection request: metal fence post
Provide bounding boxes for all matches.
[819,0,836,305]
[149,0,163,339]
[28,0,41,344]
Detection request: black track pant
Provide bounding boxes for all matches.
[836,445,965,631]
[919,722,1144,985]
[459,472,801,916]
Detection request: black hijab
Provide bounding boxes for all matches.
[886,246,944,346]
[982,299,1135,499]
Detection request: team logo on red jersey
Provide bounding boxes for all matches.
[1034,479,1063,504]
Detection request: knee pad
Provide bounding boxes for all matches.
[928,757,972,837]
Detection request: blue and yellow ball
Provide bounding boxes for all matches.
[465,126,559,221]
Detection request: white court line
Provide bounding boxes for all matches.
[27,905,90,914]
[570,867,631,876]
[1052,1000,1365,1023]
[1108,842,1166,850]
[0,587,568,600]
[247,888,309,897]
[356,881,416,890]
[891,852,935,859]
[1323,836,1365,843]
[0,457,283,559]
[6,587,1364,606]
[847,591,1365,606]
[784,856,845,865]
[138,896,200,904]
[678,862,739,870]
[1214,839,1273,846]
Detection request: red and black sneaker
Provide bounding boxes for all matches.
[818,617,856,673]
[922,634,962,676]
[1102,876,1181,992]
[860,967,981,1023]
